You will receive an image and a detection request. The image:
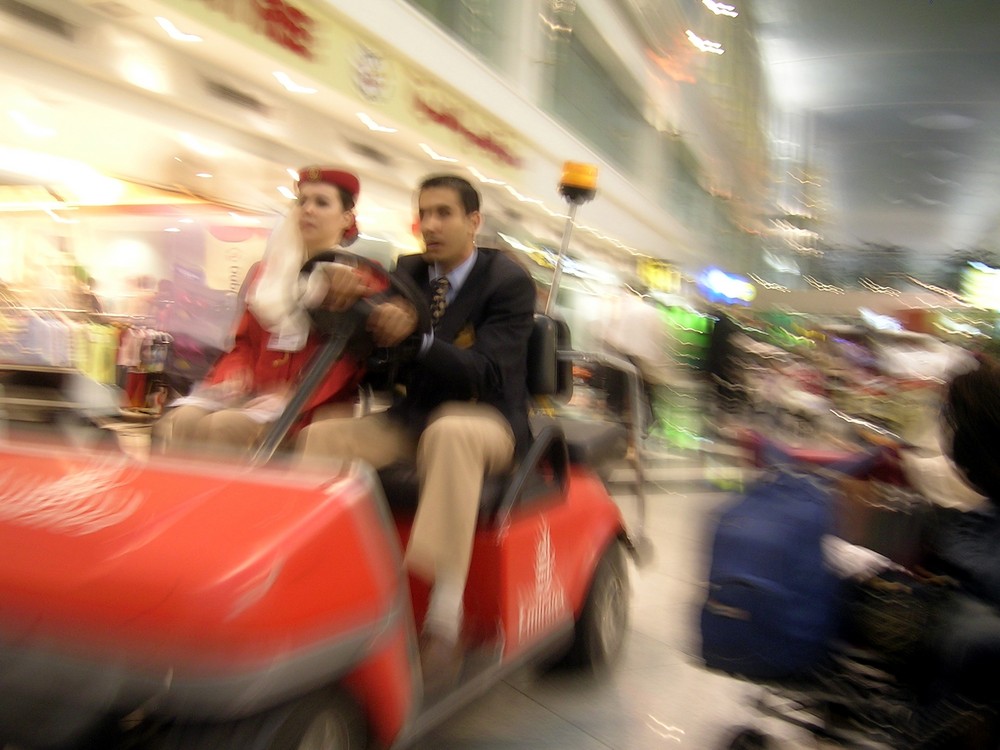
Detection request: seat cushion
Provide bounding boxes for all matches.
[530,415,627,467]
[377,464,509,521]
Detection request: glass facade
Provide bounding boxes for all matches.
[663,137,700,230]
[544,29,648,173]
[403,0,769,272]
[405,0,509,71]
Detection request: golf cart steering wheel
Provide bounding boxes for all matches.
[300,250,431,345]
[252,251,430,465]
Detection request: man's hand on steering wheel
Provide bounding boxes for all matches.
[368,298,418,347]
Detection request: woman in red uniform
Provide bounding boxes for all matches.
[155,167,380,457]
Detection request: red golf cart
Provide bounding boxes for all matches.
[0,254,644,750]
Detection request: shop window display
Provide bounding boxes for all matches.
[0,203,276,437]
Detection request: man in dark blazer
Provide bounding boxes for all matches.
[296,174,536,690]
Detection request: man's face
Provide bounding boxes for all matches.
[418,186,480,273]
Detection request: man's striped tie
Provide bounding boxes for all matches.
[430,276,450,328]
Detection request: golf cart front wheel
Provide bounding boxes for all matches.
[560,539,629,670]
[727,727,771,749]
[155,688,366,750]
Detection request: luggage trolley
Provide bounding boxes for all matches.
[702,429,995,749]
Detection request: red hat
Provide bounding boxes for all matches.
[296,166,360,202]
[296,166,361,245]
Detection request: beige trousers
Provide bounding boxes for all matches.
[154,405,267,457]
[155,402,356,458]
[296,403,515,586]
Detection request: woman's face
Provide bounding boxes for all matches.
[297,182,353,253]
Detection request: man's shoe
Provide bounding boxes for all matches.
[418,631,464,698]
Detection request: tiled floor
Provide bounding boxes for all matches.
[412,440,819,750]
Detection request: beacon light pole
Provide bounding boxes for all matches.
[544,161,597,316]
[543,162,653,565]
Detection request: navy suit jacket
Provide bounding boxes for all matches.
[388,247,536,452]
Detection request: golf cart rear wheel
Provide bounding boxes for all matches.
[560,539,629,670]
[156,689,365,750]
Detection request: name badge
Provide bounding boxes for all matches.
[268,330,307,351]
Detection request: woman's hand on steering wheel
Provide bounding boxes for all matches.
[319,262,378,313]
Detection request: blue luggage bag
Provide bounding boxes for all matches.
[700,469,842,679]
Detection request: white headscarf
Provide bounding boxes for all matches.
[246,207,332,351]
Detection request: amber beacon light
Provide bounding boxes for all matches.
[545,161,598,315]
[559,161,598,204]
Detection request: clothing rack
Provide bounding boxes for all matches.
[0,307,171,386]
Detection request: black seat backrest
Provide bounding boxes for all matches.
[526,314,573,401]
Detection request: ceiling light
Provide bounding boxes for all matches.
[164,227,181,233]
[497,232,541,254]
[8,110,55,138]
[503,185,542,205]
[924,148,963,161]
[43,208,77,224]
[468,166,506,185]
[277,185,295,200]
[178,133,225,157]
[686,30,725,54]
[703,0,738,17]
[762,250,800,275]
[286,168,299,181]
[805,275,843,293]
[155,16,202,43]
[860,278,900,297]
[419,143,458,162]
[908,112,979,131]
[357,112,397,133]
[922,173,956,186]
[749,273,789,292]
[196,172,213,178]
[0,146,123,204]
[969,261,997,273]
[273,71,317,94]
[538,13,571,34]
[229,212,261,224]
[119,56,170,94]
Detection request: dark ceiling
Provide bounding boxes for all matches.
[751,0,1000,269]
[752,0,1000,262]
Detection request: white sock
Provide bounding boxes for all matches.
[424,579,464,644]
